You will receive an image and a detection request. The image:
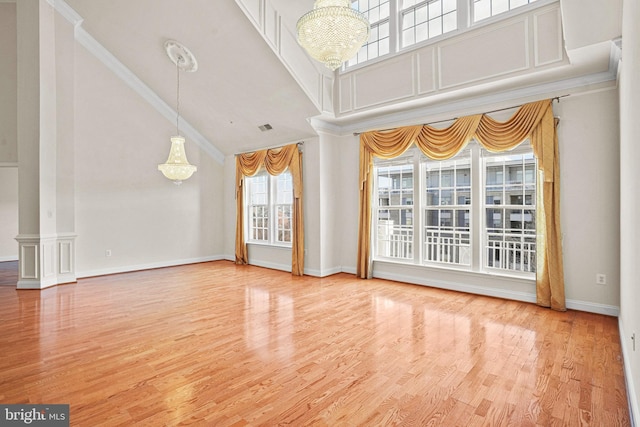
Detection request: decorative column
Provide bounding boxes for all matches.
[15,0,76,289]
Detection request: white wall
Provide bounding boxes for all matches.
[0,3,18,262]
[0,167,18,261]
[319,133,350,274]
[74,44,224,277]
[619,0,640,421]
[555,89,620,310]
[0,2,17,164]
[337,134,360,274]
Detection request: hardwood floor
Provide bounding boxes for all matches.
[0,260,18,286]
[0,261,630,426]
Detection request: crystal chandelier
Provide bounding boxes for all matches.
[297,0,370,71]
[158,40,197,185]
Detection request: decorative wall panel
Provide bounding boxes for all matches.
[264,2,278,49]
[534,7,564,66]
[242,0,261,27]
[417,48,437,95]
[439,19,529,89]
[59,241,72,274]
[20,243,38,279]
[339,75,352,114]
[279,26,323,109]
[353,56,416,110]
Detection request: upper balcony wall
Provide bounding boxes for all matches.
[234,0,334,116]
[337,2,566,117]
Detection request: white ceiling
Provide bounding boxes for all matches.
[65,0,320,157]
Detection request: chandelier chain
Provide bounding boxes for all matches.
[176,55,181,136]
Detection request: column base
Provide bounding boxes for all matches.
[15,233,77,289]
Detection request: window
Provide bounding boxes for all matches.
[348,0,391,67]
[346,0,544,69]
[484,151,536,272]
[373,141,536,276]
[400,0,457,48]
[245,171,293,246]
[423,148,471,265]
[376,157,414,259]
[473,0,539,22]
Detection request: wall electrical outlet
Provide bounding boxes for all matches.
[596,273,606,285]
[106,249,112,257]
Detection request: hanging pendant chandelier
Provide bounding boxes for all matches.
[297,0,370,71]
[158,40,197,185]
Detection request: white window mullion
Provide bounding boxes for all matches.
[470,142,482,272]
[271,174,277,245]
[390,0,399,55]
[413,149,421,265]
[458,0,471,31]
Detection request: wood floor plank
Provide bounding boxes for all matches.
[0,261,631,426]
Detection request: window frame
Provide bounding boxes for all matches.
[372,140,536,279]
[245,171,294,248]
[471,0,540,23]
[399,0,458,50]
[348,0,392,67]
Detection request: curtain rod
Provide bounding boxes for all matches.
[234,141,304,156]
[352,95,569,136]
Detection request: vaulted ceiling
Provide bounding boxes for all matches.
[64,0,320,157]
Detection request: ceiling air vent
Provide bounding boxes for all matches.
[258,124,273,132]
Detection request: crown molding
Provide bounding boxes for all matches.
[46,0,82,26]
[47,0,225,165]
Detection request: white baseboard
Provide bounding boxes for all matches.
[373,269,538,304]
[17,277,58,290]
[222,255,350,278]
[246,259,292,273]
[305,266,343,277]
[619,320,639,427]
[371,270,620,316]
[0,256,18,262]
[341,266,357,275]
[76,255,225,279]
[566,299,620,316]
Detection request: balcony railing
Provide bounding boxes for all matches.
[377,221,413,259]
[486,236,536,273]
[377,223,535,273]
[424,231,471,265]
